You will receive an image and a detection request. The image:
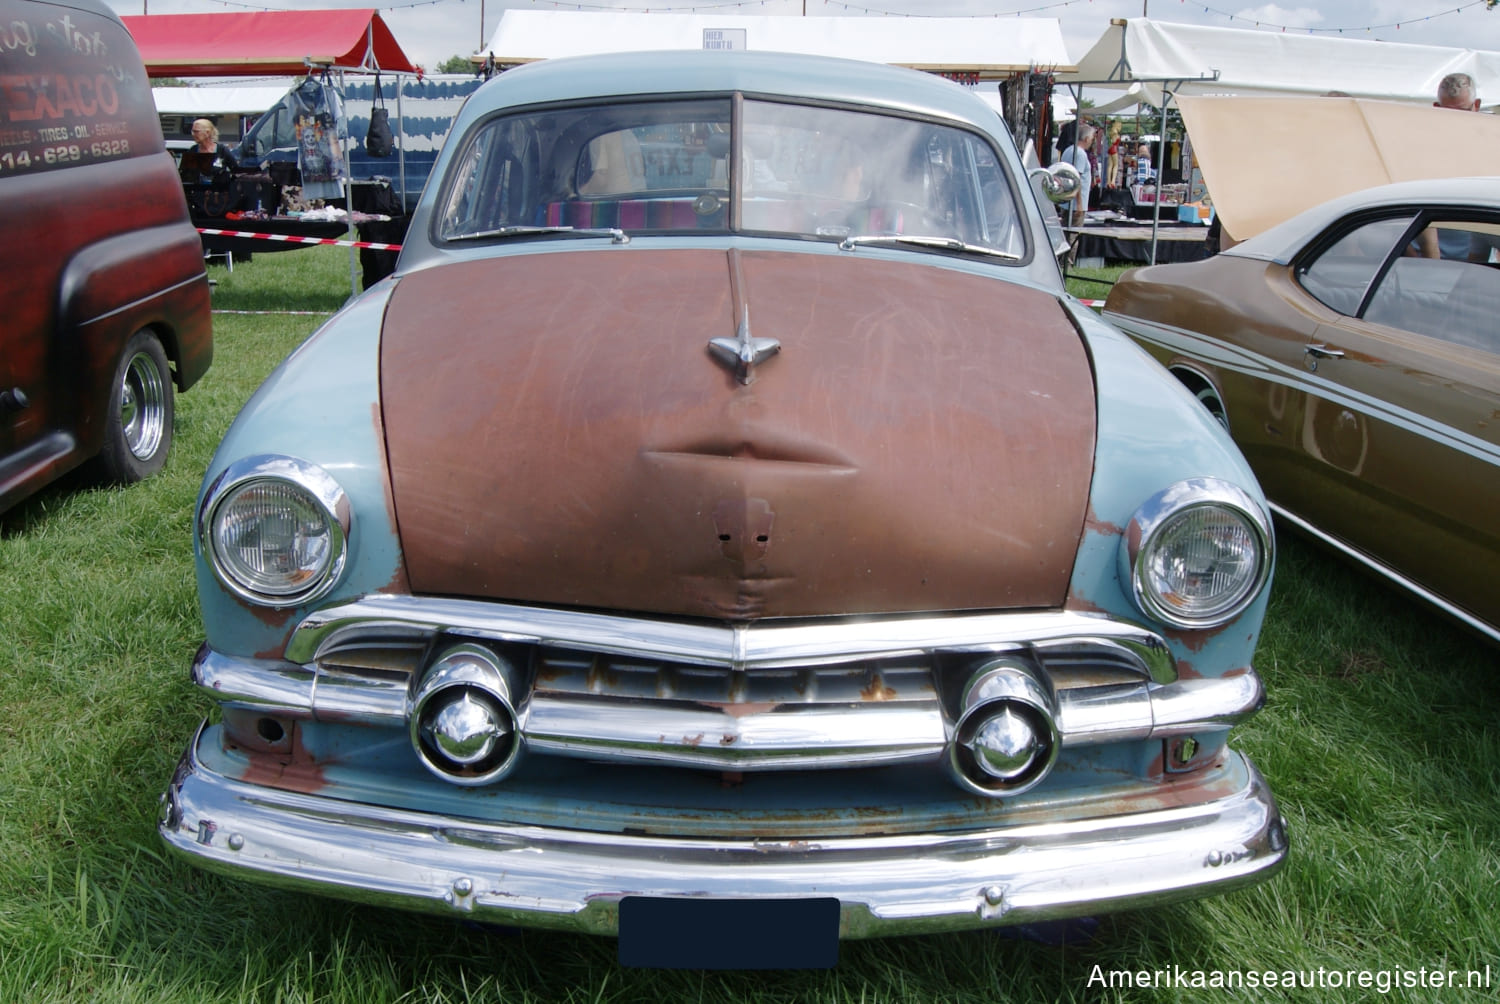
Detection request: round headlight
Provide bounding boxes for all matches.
[201,457,349,606]
[1122,479,1272,630]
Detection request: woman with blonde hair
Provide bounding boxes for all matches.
[180,118,238,184]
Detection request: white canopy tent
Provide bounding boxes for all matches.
[1177,95,1500,244]
[481,12,1074,77]
[151,85,295,118]
[1059,18,1500,108]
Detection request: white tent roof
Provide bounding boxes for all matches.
[1059,18,1500,108]
[151,85,294,116]
[483,12,1073,77]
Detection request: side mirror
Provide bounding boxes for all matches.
[1029,162,1083,204]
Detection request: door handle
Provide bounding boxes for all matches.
[1305,343,1345,360]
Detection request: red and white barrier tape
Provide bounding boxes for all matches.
[197,227,402,251]
[1079,299,1104,308]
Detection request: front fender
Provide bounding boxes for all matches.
[1065,301,1272,679]
[196,284,406,658]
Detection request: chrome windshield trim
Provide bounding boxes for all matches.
[286,596,1178,683]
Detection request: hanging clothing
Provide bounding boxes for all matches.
[289,76,348,202]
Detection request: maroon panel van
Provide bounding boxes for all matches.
[1,0,212,513]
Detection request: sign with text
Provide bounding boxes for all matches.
[702,28,746,51]
[0,0,157,177]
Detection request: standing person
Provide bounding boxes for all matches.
[1058,122,1094,229]
[1134,142,1154,184]
[1435,72,1481,111]
[1086,126,1102,210]
[1418,74,1486,258]
[180,119,238,185]
[1106,120,1122,188]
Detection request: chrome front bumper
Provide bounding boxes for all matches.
[160,723,1288,938]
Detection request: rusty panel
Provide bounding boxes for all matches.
[2,150,209,509]
[381,248,1096,620]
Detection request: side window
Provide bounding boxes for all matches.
[1364,218,1500,353]
[1297,216,1414,316]
[967,135,1023,256]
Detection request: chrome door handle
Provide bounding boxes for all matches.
[1305,343,1345,360]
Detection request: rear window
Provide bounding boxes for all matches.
[0,0,163,178]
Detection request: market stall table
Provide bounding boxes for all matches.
[1065,222,1210,265]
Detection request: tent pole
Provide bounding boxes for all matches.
[1146,80,1185,266]
[339,67,358,298]
[397,80,407,211]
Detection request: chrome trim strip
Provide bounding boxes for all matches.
[286,596,1178,683]
[524,696,947,768]
[160,726,1287,938]
[1145,673,1264,737]
[193,645,1262,769]
[192,643,315,710]
[1270,503,1500,646]
[1108,312,1500,465]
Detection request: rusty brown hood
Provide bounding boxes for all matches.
[380,247,1096,621]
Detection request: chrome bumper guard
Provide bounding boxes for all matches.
[161,723,1287,937]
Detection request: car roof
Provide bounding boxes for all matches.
[454,49,1004,134]
[1226,176,1500,264]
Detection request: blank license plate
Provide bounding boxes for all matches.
[617,897,840,969]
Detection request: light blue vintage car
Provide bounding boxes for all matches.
[160,49,1285,964]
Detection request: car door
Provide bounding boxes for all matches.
[1291,209,1500,631]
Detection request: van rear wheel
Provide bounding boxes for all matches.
[97,330,174,484]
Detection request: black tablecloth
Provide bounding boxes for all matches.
[1069,225,1210,265]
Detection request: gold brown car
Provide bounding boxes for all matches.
[1107,177,1500,644]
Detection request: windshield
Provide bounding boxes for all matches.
[436,97,1028,259]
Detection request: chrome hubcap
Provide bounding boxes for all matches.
[121,351,166,460]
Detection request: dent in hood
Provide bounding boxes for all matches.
[380,248,1095,620]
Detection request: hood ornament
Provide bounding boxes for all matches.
[708,306,780,385]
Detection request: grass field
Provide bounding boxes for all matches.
[1,247,1495,1002]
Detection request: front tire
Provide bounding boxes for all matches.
[96,330,174,484]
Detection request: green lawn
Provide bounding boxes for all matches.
[0,248,1495,1002]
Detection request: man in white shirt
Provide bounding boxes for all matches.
[1059,123,1094,228]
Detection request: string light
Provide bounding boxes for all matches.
[1191,0,1491,34]
[202,0,1499,31]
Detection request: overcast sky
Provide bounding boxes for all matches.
[104,0,1500,80]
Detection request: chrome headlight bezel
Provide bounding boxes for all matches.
[198,455,351,608]
[1120,478,1273,631]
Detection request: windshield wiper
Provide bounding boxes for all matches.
[447,225,630,244]
[837,233,1020,261]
